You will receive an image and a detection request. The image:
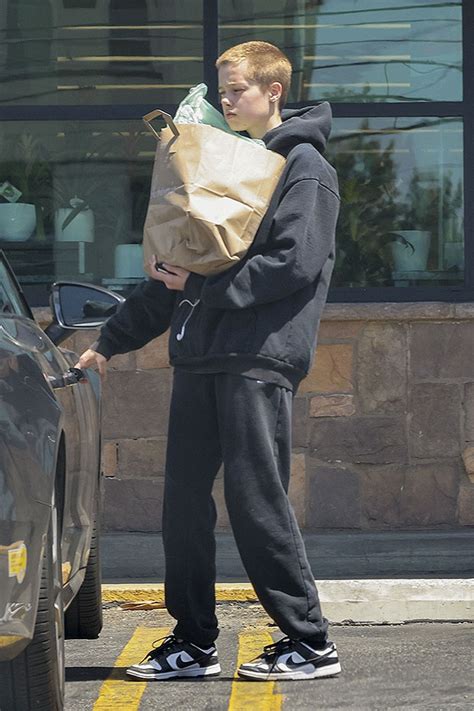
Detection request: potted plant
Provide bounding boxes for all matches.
[0,134,53,241]
[329,123,400,286]
[389,169,437,273]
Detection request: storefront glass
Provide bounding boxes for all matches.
[327,116,464,287]
[0,1,202,106]
[0,1,469,302]
[0,119,156,296]
[219,0,462,103]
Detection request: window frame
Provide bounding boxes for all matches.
[0,0,471,305]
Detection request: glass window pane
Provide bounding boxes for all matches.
[219,0,462,103]
[0,1,202,106]
[326,117,464,287]
[0,119,159,297]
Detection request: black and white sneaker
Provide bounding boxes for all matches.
[126,634,221,680]
[237,637,341,681]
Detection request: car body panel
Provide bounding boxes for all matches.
[0,256,102,659]
[0,332,61,654]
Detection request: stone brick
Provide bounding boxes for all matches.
[462,446,474,483]
[101,369,172,439]
[310,417,407,464]
[358,465,405,528]
[318,321,362,341]
[306,461,360,529]
[457,486,474,526]
[299,344,353,394]
[32,306,52,328]
[357,323,407,414]
[464,383,474,442]
[103,478,165,532]
[410,322,474,380]
[310,395,355,418]
[409,383,461,459]
[101,441,118,477]
[136,333,170,370]
[399,462,459,527]
[117,437,167,478]
[288,453,306,528]
[292,396,309,448]
[67,329,136,370]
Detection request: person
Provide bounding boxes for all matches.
[77,40,341,682]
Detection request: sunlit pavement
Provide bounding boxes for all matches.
[65,604,473,710]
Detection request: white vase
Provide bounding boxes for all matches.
[114,244,144,278]
[54,206,94,243]
[0,203,36,241]
[390,230,431,272]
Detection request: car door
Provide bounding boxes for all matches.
[0,255,98,605]
[0,258,66,644]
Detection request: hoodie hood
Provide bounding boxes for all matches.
[262,102,332,158]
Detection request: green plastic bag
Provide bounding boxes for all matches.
[173,83,265,147]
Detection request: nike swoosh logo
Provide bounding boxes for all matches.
[167,651,199,669]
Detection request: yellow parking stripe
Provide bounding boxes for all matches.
[93,627,169,711]
[228,630,283,711]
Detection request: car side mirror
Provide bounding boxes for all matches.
[44,282,125,346]
[51,282,125,328]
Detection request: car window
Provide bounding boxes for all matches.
[0,257,32,319]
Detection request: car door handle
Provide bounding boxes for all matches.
[48,367,87,389]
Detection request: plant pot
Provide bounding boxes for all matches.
[0,203,36,241]
[54,207,94,243]
[390,230,431,272]
[114,244,144,278]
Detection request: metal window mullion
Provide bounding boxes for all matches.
[203,0,219,108]
[0,104,179,121]
[462,0,474,291]
[330,102,463,119]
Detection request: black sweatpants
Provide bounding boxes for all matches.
[162,369,328,648]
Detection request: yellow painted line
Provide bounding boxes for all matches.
[93,627,168,710]
[102,583,258,604]
[228,629,283,711]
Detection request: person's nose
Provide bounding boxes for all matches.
[221,95,232,107]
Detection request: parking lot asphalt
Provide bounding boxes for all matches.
[64,603,473,711]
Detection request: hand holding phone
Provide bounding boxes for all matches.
[155,262,175,275]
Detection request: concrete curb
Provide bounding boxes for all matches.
[102,579,474,623]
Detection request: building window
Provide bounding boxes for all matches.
[0,1,471,304]
[219,0,469,301]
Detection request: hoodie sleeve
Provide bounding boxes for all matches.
[92,278,176,359]
[193,178,339,310]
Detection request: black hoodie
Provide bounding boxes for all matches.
[94,102,340,391]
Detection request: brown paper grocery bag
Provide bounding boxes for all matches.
[142,109,286,275]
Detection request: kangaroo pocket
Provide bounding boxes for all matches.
[252,300,294,362]
[171,303,258,360]
[209,308,257,353]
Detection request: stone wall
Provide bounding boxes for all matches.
[37,302,474,533]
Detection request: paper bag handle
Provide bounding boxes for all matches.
[142,109,180,140]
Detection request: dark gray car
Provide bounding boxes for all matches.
[0,252,124,711]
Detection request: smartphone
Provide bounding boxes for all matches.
[155,262,174,275]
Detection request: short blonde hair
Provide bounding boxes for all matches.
[216,41,292,108]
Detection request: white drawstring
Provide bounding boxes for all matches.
[176,298,200,341]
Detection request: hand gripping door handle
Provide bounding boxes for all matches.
[48,367,87,390]
[142,109,180,140]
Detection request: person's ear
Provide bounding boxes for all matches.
[269,81,283,104]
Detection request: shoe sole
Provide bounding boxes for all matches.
[126,663,222,680]
[237,661,342,681]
